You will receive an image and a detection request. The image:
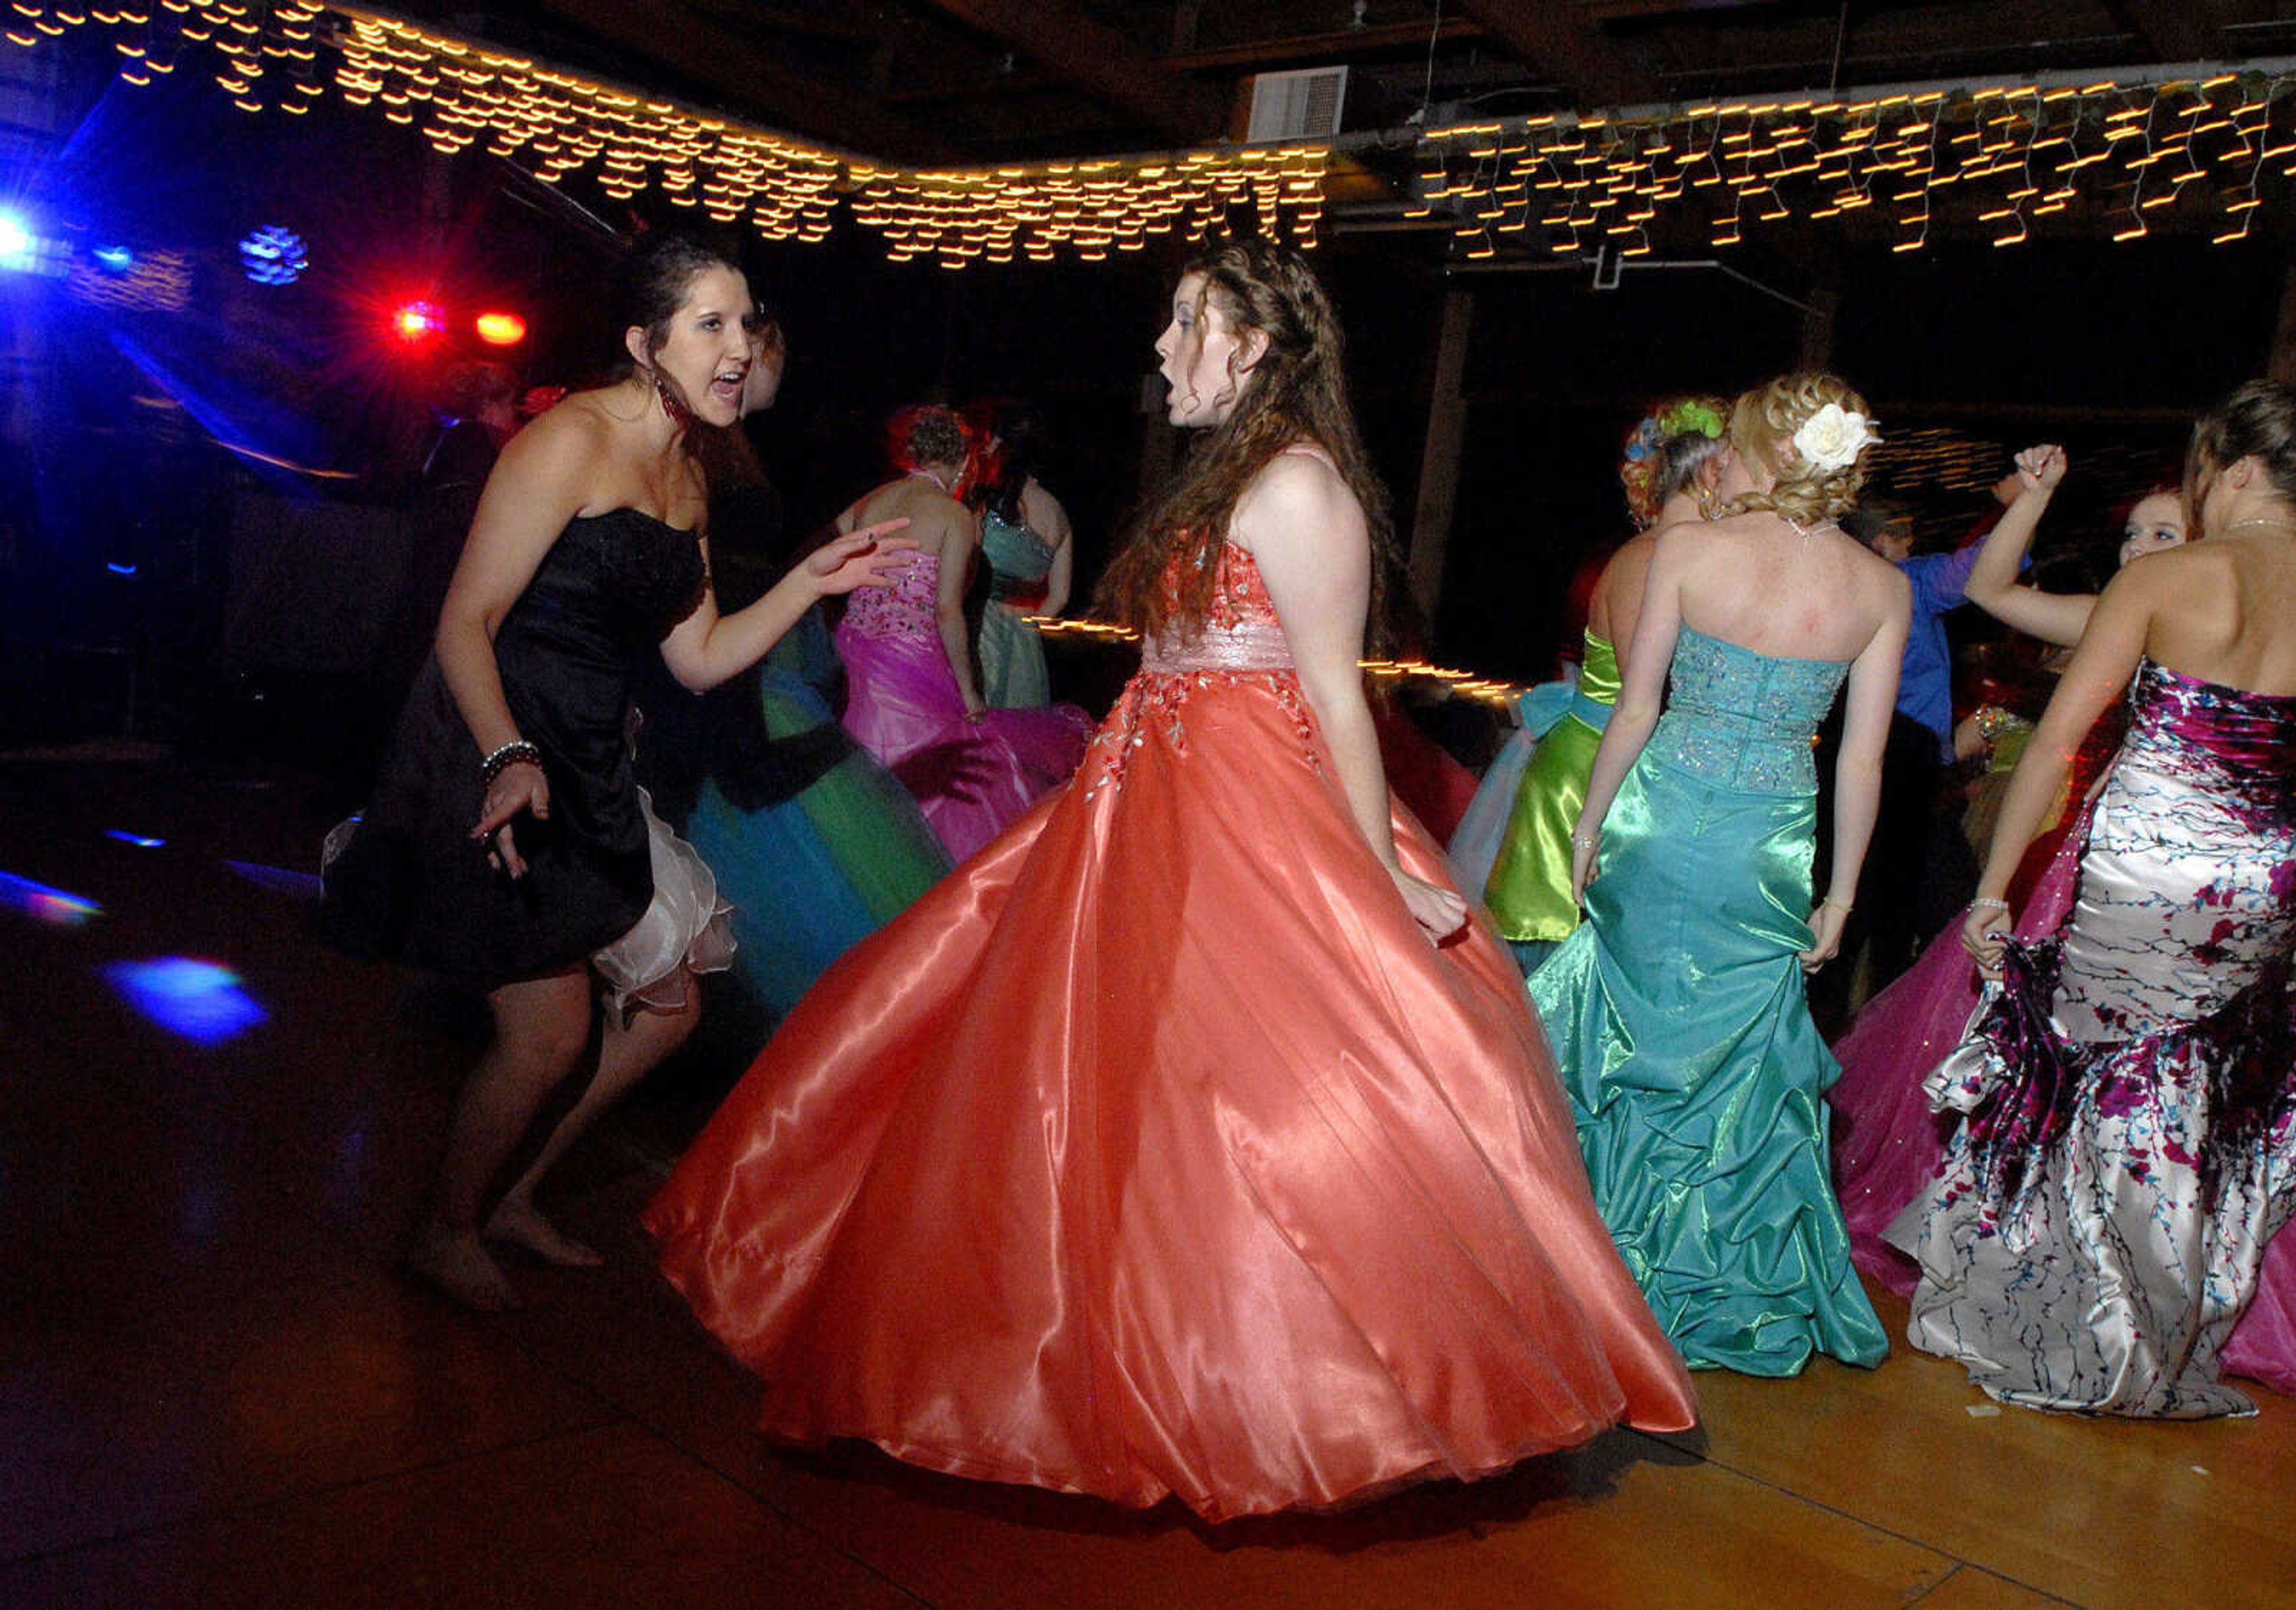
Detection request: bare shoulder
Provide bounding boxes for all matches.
[930,489,978,543]
[1232,445,1360,547]
[2094,539,2220,614]
[500,390,611,471]
[1845,534,1911,595]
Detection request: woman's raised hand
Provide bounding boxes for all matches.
[807,518,916,594]
[2014,444,2066,494]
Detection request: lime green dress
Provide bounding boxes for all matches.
[1484,631,1619,944]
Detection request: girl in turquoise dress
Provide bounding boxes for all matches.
[967,401,1074,709]
[1530,374,1911,1375]
[1475,398,1727,969]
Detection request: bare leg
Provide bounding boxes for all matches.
[408,969,594,1311]
[486,971,701,1266]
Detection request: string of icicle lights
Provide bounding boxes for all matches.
[1411,68,2296,256]
[1029,617,1526,708]
[1,0,1326,264]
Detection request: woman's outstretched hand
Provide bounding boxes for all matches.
[473,759,548,879]
[808,519,915,594]
[1962,901,2013,980]
[1392,866,1470,944]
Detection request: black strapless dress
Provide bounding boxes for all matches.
[322,508,708,982]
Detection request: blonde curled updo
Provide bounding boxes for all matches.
[1721,372,1876,527]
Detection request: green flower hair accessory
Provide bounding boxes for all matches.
[1656,399,1725,440]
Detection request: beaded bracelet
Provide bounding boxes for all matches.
[1970,896,2011,913]
[480,740,542,787]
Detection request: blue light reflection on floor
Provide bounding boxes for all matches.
[223,859,323,900]
[0,869,103,925]
[101,957,268,1045]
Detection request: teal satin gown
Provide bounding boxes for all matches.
[977,510,1057,709]
[1529,625,1888,1376]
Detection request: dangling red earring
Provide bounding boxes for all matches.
[652,369,692,427]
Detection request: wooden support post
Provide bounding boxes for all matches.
[1797,283,1840,373]
[1408,285,1474,629]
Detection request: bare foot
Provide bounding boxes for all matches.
[405,1228,519,1312]
[484,1198,604,1267]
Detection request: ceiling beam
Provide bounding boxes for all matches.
[532,0,958,161]
[1455,0,1665,109]
[1164,17,1484,74]
[2112,0,2229,62]
[914,0,1231,143]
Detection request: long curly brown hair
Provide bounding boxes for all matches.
[1097,237,1399,648]
[1719,372,1876,527]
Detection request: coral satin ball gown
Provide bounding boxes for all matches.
[648,543,1696,1522]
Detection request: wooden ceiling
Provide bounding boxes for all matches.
[399,1,2296,167]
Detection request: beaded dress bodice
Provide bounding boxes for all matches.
[1085,545,1311,795]
[1647,625,1848,796]
[840,551,941,638]
[981,512,1055,604]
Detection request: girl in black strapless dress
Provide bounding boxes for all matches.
[323,237,909,1310]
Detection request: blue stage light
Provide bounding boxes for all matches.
[92,245,135,273]
[239,225,307,286]
[0,210,32,270]
[0,869,103,925]
[104,830,166,848]
[102,957,268,1045]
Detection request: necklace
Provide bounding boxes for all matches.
[2221,516,2296,536]
[907,466,953,494]
[1783,514,1838,541]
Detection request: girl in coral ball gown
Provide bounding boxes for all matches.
[646,237,1695,1522]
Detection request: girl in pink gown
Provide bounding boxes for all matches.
[647,238,1696,1522]
[832,406,1089,863]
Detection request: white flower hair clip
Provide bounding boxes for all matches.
[1791,403,1877,473]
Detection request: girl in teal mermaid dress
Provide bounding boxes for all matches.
[967,401,1075,710]
[977,509,1062,707]
[1530,374,1910,1375]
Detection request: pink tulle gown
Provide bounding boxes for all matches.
[834,551,1090,863]
[649,545,1697,1522]
[1828,804,2296,1397]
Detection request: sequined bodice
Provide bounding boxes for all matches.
[2119,659,2296,818]
[841,550,941,638]
[1140,543,1294,673]
[1085,544,1311,796]
[981,511,1055,603]
[1647,625,1848,795]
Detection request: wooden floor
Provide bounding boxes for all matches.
[4,751,2292,1610]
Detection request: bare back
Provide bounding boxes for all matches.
[1589,530,1656,665]
[2135,534,2296,696]
[844,476,975,561]
[1674,511,1904,665]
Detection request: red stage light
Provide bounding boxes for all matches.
[392,300,445,343]
[474,310,527,346]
